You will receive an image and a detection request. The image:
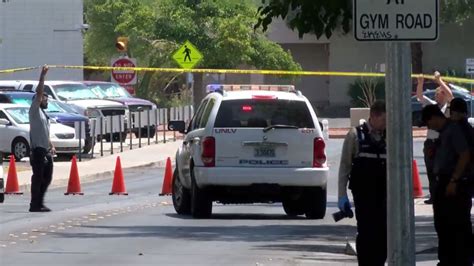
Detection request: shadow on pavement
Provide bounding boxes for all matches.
[255,243,348,254]
[49,224,357,243]
[166,213,307,221]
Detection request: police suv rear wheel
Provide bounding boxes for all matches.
[172,168,191,215]
[282,192,305,217]
[304,187,326,219]
[190,169,212,218]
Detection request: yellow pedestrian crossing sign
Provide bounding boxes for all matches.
[172,41,203,69]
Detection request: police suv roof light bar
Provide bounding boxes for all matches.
[206,84,297,94]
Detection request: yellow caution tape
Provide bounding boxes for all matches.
[1,65,474,85]
[0,66,40,74]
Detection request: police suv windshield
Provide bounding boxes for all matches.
[214,99,314,128]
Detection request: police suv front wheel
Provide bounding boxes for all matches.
[304,187,327,219]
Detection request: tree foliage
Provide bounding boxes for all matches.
[256,0,352,39]
[256,0,474,75]
[440,0,474,24]
[84,0,301,106]
[256,0,474,39]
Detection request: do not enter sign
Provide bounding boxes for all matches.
[111,58,137,85]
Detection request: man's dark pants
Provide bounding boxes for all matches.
[352,186,387,266]
[433,177,472,266]
[423,139,437,199]
[30,148,53,208]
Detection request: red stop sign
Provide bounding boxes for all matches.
[111,58,137,85]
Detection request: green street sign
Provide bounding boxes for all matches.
[172,40,203,69]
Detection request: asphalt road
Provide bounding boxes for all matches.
[0,139,435,266]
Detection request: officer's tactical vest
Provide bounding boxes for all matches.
[349,123,387,192]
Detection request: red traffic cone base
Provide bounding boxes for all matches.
[65,156,84,195]
[110,156,128,195]
[5,155,23,195]
[412,159,424,198]
[159,157,173,196]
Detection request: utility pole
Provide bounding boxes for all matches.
[385,42,415,266]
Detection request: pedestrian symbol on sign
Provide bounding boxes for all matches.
[183,45,192,62]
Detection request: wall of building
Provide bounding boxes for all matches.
[0,0,84,81]
[328,33,386,107]
[265,43,330,108]
[267,17,474,114]
[422,19,474,75]
[265,19,331,108]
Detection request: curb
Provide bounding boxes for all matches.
[328,128,428,139]
[18,158,170,192]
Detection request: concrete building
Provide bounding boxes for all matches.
[0,0,84,81]
[266,18,474,115]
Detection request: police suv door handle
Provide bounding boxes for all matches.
[192,137,201,145]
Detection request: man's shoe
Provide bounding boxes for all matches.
[29,206,51,212]
[40,205,51,212]
[424,198,433,204]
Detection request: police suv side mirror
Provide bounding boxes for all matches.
[168,120,186,134]
[0,118,11,126]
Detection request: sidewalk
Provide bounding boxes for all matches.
[14,138,182,190]
[323,118,427,139]
[328,127,427,139]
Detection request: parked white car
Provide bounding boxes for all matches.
[0,104,83,161]
[168,84,328,219]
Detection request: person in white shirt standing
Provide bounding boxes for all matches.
[416,71,453,204]
[28,66,56,212]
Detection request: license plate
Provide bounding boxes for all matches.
[254,147,275,157]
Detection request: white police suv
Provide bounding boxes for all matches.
[168,84,328,219]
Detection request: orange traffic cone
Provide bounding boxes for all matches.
[109,156,128,195]
[64,156,84,195]
[5,155,23,195]
[159,157,173,196]
[412,159,424,198]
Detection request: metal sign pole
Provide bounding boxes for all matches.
[163,109,167,144]
[119,115,123,153]
[91,119,96,158]
[129,113,133,150]
[110,116,114,155]
[138,110,142,148]
[173,107,177,141]
[100,117,104,157]
[155,109,159,144]
[147,109,151,146]
[471,74,473,118]
[78,121,82,162]
[385,42,415,266]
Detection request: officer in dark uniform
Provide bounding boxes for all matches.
[338,100,387,265]
[422,104,472,266]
